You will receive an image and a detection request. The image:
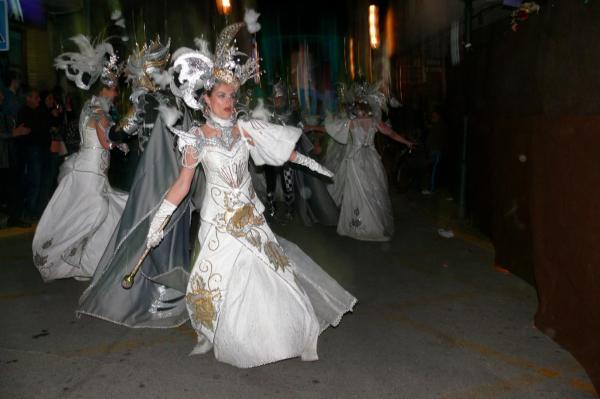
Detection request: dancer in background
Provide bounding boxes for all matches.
[325,81,415,241]
[266,80,339,226]
[263,80,298,222]
[78,37,196,328]
[32,36,129,281]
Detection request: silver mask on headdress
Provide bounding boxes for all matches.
[170,9,261,110]
[55,35,121,90]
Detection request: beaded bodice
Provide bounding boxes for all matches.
[349,118,377,147]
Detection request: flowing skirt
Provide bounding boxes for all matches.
[32,149,127,281]
[186,217,356,368]
[329,145,394,241]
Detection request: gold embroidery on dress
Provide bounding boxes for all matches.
[264,241,291,273]
[186,260,222,332]
[229,204,263,231]
[213,180,267,251]
[217,203,265,250]
[210,162,293,274]
[208,228,220,251]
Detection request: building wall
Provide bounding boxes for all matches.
[448,2,600,390]
[24,27,54,90]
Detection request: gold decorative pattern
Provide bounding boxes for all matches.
[216,203,265,250]
[229,204,263,232]
[264,241,291,273]
[116,105,137,130]
[218,160,246,189]
[210,161,293,275]
[213,68,240,89]
[186,261,222,332]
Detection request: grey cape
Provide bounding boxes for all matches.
[77,112,199,328]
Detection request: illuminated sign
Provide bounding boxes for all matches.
[0,0,8,51]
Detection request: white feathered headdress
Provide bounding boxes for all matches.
[345,80,388,120]
[170,9,261,110]
[55,35,121,90]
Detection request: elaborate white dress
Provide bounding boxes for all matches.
[325,116,394,241]
[32,98,128,281]
[179,119,356,368]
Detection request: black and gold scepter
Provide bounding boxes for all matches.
[121,216,172,289]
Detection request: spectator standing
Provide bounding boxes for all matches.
[40,91,66,208]
[3,72,22,119]
[16,88,51,221]
[423,107,447,195]
[0,90,31,227]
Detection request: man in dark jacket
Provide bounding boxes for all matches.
[16,88,51,221]
[0,90,30,227]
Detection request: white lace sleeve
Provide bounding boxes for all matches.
[169,125,204,169]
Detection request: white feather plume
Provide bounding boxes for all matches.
[158,105,182,127]
[150,69,173,90]
[54,35,114,90]
[171,47,197,63]
[251,99,271,121]
[244,9,261,34]
[193,37,212,58]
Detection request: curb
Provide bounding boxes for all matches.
[0,225,36,239]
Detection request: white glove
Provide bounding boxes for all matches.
[146,199,177,249]
[292,153,334,178]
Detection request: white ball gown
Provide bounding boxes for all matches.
[180,119,356,367]
[325,116,394,241]
[32,97,128,281]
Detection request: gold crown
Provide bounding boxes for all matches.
[213,67,240,89]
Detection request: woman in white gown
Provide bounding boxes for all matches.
[325,84,415,241]
[144,17,356,367]
[32,36,129,281]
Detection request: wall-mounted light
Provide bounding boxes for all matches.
[217,0,232,15]
[385,6,395,56]
[369,5,380,49]
[349,37,355,80]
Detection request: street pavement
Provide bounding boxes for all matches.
[0,195,596,399]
